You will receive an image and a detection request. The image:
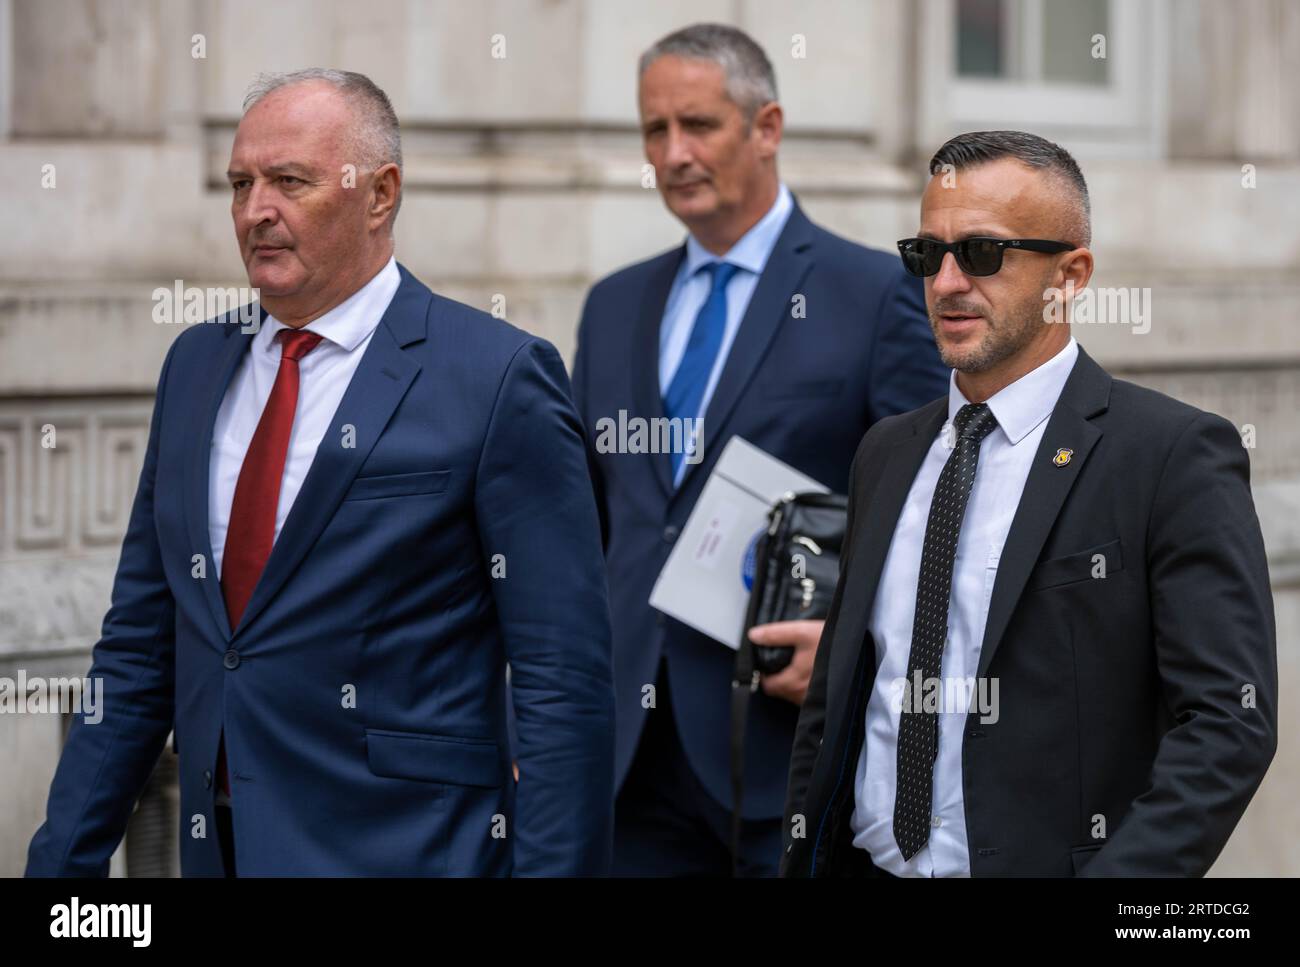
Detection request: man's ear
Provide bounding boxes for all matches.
[1058,247,1094,294]
[752,101,783,159]
[370,162,401,228]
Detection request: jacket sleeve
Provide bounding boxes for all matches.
[475,337,616,876]
[26,342,180,877]
[570,289,609,551]
[1081,412,1278,875]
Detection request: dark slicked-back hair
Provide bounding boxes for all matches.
[929,130,1090,247]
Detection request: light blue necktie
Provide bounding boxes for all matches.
[663,261,740,478]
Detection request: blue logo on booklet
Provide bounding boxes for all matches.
[741,527,764,592]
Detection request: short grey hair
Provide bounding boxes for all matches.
[243,68,403,222]
[639,23,778,123]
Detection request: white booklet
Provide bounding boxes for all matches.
[649,436,829,649]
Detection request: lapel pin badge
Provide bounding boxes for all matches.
[1052,447,1074,467]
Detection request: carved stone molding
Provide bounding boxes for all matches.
[0,399,151,658]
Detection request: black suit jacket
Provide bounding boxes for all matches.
[782,346,1277,876]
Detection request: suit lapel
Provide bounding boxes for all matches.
[185,314,259,644]
[976,347,1112,679]
[672,204,816,497]
[631,247,686,500]
[231,266,428,637]
[825,400,948,727]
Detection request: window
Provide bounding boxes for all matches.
[957,0,1109,86]
[919,0,1167,158]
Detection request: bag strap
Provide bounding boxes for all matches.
[730,508,778,877]
[729,631,760,876]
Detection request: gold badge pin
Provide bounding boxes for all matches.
[1053,448,1074,467]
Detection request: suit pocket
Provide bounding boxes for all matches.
[1070,843,1104,874]
[364,728,502,787]
[343,470,450,502]
[1029,538,1123,591]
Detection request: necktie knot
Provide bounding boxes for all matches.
[278,328,324,362]
[703,261,741,292]
[953,402,997,444]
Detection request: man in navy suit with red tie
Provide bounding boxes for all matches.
[27,69,615,876]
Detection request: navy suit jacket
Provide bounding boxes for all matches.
[573,200,949,819]
[27,264,615,876]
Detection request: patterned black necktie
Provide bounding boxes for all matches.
[893,401,999,860]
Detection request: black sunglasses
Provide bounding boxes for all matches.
[897,236,1074,278]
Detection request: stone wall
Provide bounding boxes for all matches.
[0,0,1295,876]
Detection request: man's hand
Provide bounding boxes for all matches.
[747,619,826,706]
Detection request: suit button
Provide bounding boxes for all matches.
[203,770,213,789]
[662,525,679,543]
[223,650,240,670]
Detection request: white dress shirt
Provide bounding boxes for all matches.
[658,183,793,485]
[209,256,400,579]
[850,336,1080,876]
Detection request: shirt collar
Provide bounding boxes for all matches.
[262,256,400,353]
[681,182,794,279]
[947,337,1080,446]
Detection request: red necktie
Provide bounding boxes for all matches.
[216,327,323,796]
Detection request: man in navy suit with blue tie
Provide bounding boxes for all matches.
[27,69,614,876]
[572,24,949,875]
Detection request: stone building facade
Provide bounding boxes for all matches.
[0,0,1296,875]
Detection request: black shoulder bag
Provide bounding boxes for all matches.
[730,490,848,873]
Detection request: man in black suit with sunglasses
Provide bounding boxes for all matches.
[783,130,1277,877]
